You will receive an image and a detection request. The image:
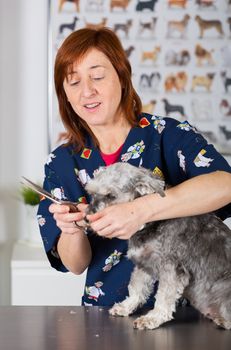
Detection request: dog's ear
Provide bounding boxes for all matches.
[134,171,165,198]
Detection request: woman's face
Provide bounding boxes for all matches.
[63,48,124,129]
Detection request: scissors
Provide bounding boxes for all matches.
[21,176,80,212]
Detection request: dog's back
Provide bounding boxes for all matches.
[128,214,231,277]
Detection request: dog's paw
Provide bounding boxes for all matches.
[222,321,231,330]
[213,317,231,330]
[109,303,131,317]
[133,315,163,330]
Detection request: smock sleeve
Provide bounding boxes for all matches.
[37,147,89,272]
[37,162,69,272]
[161,118,231,220]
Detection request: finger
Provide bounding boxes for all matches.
[73,219,89,229]
[56,220,85,233]
[77,203,89,212]
[54,210,86,223]
[49,203,70,214]
[94,223,117,238]
[89,216,110,232]
[86,212,103,223]
[56,220,77,229]
[98,229,128,240]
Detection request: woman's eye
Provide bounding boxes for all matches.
[92,76,104,81]
[69,81,80,86]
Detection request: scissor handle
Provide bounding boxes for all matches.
[59,201,80,212]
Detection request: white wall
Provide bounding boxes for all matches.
[0,0,48,305]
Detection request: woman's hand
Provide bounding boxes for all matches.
[49,202,88,234]
[86,200,145,240]
[49,202,92,274]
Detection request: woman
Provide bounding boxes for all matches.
[38,27,231,307]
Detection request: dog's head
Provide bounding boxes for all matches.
[85,162,165,213]
[207,73,215,80]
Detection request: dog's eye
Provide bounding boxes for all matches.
[106,193,116,200]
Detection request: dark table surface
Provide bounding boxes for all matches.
[0,306,231,350]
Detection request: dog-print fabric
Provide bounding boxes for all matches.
[121,140,145,161]
[151,115,166,134]
[102,250,123,272]
[85,281,105,302]
[193,149,214,167]
[38,113,231,307]
[177,150,186,172]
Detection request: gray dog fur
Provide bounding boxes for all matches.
[85,162,231,330]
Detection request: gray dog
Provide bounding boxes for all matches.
[85,162,231,330]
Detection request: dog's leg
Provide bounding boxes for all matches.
[197,285,231,330]
[209,305,231,330]
[109,266,154,317]
[133,264,190,330]
[216,300,231,329]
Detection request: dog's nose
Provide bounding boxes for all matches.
[83,217,90,226]
[86,203,97,214]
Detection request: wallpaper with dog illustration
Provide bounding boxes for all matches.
[49,0,231,153]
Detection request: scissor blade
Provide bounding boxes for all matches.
[21,176,62,205]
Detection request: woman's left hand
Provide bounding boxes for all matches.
[86,200,145,239]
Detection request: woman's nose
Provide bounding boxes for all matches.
[81,79,96,97]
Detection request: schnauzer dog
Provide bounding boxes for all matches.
[86,162,231,330]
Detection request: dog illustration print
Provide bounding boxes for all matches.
[86,0,104,11]
[110,0,131,11]
[191,73,215,92]
[124,45,135,58]
[141,46,161,65]
[162,98,185,117]
[195,44,215,66]
[85,18,107,30]
[86,162,231,330]
[114,20,133,38]
[142,100,157,114]
[136,0,158,11]
[138,17,157,38]
[166,14,190,39]
[196,0,216,9]
[58,0,80,12]
[221,72,231,93]
[165,49,191,66]
[227,17,231,37]
[220,99,231,117]
[164,72,188,93]
[195,16,224,38]
[58,17,79,36]
[219,126,231,141]
[139,72,161,91]
[168,0,187,8]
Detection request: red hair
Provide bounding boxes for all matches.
[54,27,142,151]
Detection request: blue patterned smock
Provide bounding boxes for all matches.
[37,114,231,306]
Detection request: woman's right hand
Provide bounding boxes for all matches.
[49,202,92,274]
[49,203,88,234]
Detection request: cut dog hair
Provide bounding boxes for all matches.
[86,162,231,330]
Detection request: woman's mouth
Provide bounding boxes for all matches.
[84,102,101,110]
